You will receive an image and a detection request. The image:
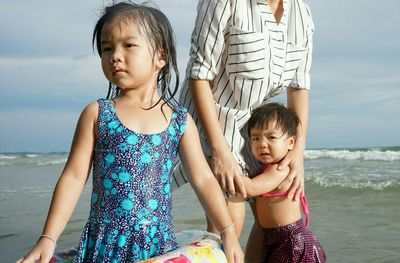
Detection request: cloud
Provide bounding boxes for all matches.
[0,56,105,111]
[0,0,399,151]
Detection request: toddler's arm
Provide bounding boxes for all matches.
[179,114,243,263]
[242,164,290,197]
[17,103,98,263]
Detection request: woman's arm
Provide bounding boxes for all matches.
[278,88,309,200]
[190,79,246,197]
[242,164,289,197]
[179,114,243,263]
[278,10,314,200]
[17,103,97,263]
[185,0,245,196]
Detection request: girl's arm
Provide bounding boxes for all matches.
[179,114,243,263]
[242,164,290,197]
[17,103,97,263]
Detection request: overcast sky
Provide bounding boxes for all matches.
[0,0,399,152]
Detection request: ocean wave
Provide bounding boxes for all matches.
[305,149,400,162]
[0,186,54,199]
[306,176,400,190]
[0,147,399,166]
[0,153,68,166]
[0,154,18,160]
[37,159,68,166]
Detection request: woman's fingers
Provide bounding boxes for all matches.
[286,169,298,200]
[233,174,247,198]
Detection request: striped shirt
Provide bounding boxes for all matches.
[174,0,314,187]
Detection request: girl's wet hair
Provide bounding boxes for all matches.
[248,103,300,137]
[92,1,179,110]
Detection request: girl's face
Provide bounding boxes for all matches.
[100,20,166,91]
[250,121,295,164]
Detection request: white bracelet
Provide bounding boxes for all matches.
[39,234,57,247]
[219,223,235,234]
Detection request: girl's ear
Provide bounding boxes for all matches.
[287,136,296,150]
[155,50,167,70]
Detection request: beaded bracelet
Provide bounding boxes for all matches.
[219,223,235,234]
[39,234,57,247]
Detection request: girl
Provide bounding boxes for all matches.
[243,103,326,262]
[17,2,243,262]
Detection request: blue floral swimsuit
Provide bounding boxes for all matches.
[75,99,187,262]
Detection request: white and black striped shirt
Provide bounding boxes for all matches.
[174,0,314,186]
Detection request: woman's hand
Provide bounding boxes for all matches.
[16,237,56,263]
[210,147,247,198]
[277,147,305,201]
[221,227,244,263]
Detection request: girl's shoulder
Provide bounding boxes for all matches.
[171,104,188,117]
[170,104,188,131]
[80,101,100,119]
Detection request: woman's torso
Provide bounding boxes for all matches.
[180,0,313,165]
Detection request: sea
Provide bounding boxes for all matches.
[0,146,399,262]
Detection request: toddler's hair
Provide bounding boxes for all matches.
[248,103,300,137]
[92,1,179,107]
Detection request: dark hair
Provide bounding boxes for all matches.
[92,1,179,110]
[247,103,300,137]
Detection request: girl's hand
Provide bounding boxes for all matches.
[277,147,304,201]
[16,238,55,263]
[220,227,244,263]
[210,147,247,198]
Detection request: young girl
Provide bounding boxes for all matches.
[243,103,326,262]
[17,2,243,262]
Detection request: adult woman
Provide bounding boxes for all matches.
[174,0,314,260]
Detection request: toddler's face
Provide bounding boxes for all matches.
[249,121,295,164]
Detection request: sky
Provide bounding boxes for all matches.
[0,0,399,153]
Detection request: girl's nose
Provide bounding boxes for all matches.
[111,56,121,64]
[111,49,123,63]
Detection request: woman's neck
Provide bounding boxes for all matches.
[266,0,284,24]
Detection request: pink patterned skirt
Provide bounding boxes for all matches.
[262,220,326,263]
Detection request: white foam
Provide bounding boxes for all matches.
[37,159,68,166]
[0,155,17,160]
[305,149,400,162]
[307,177,399,190]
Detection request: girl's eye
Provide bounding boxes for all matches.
[251,137,259,141]
[102,47,111,52]
[126,43,135,48]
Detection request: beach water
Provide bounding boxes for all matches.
[1,147,399,262]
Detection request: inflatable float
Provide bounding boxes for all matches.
[50,230,227,263]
